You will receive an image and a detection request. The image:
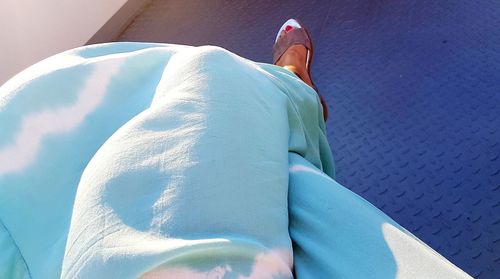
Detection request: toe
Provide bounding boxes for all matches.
[278,30,287,40]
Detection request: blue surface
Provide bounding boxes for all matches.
[115,1,500,277]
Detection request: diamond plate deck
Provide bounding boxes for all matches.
[115,1,500,277]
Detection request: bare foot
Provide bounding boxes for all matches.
[274,42,313,88]
[274,24,328,120]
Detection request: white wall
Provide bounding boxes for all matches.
[0,0,129,85]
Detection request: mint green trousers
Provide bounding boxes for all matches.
[0,43,470,278]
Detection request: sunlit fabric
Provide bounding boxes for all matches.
[0,43,470,278]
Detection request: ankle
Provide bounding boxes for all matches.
[283,65,313,87]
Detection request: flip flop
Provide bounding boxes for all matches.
[273,19,329,121]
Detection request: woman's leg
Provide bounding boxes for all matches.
[62,46,294,278]
[288,152,471,278]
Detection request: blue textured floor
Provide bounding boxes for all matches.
[117,1,500,277]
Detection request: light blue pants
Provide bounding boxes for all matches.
[0,43,470,278]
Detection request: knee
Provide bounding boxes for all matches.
[193,45,233,58]
[179,45,240,69]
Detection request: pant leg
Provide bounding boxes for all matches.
[288,152,471,279]
[61,46,294,278]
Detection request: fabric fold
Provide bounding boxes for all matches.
[0,42,470,279]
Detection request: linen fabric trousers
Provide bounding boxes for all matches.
[0,43,470,278]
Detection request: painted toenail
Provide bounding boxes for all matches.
[285,25,293,32]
